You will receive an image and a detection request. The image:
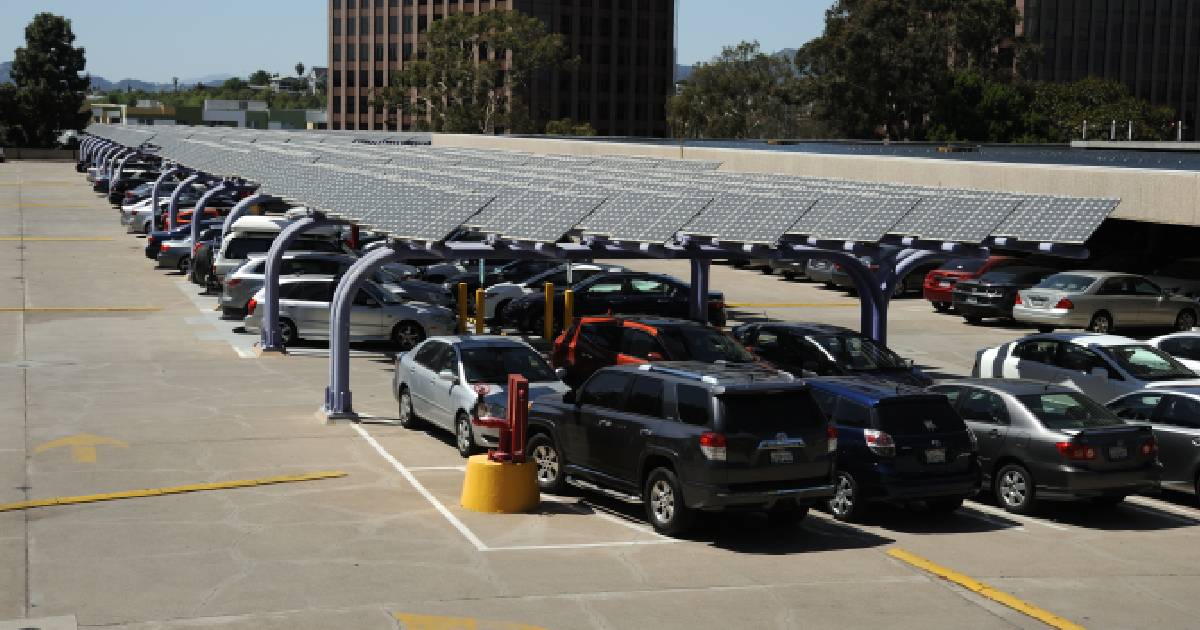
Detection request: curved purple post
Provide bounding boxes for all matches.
[166,174,202,230]
[220,192,270,242]
[189,181,231,247]
[109,151,137,196]
[324,246,401,419]
[689,258,711,323]
[788,247,887,342]
[148,166,182,233]
[261,216,341,352]
[875,249,952,346]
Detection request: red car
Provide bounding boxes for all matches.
[923,256,1019,312]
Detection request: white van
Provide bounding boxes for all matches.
[212,214,345,281]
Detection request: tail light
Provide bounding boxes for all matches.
[826,425,838,453]
[1014,293,1023,305]
[160,243,169,252]
[833,263,842,271]
[863,429,896,457]
[227,278,241,288]
[1056,442,1096,461]
[192,242,202,254]
[1141,438,1157,457]
[246,298,257,315]
[1054,298,1074,310]
[699,432,727,461]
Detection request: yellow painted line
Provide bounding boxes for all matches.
[726,302,859,308]
[34,433,128,463]
[887,548,1085,630]
[0,236,114,241]
[394,612,547,630]
[0,306,162,313]
[0,471,347,513]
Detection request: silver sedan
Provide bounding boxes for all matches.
[1014,271,1199,334]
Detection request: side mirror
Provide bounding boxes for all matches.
[1089,367,1109,380]
[438,369,458,383]
[563,390,577,404]
[554,367,568,382]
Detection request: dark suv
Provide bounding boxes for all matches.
[806,378,979,521]
[525,362,836,535]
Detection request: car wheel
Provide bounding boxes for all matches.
[391,321,425,351]
[177,256,190,273]
[644,467,694,536]
[782,271,796,281]
[995,463,1035,514]
[924,497,964,514]
[527,433,565,494]
[964,315,982,325]
[827,471,867,522]
[397,386,420,429]
[766,501,810,528]
[1087,312,1114,334]
[1175,309,1197,332]
[279,318,299,345]
[933,301,950,313]
[454,412,475,458]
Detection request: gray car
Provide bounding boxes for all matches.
[393,336,569,457]
[769,258,807,280]
[1014,271,1199,334]
[931,378,1161,514]
[1107,387,1200,501]
[806,258,835,285]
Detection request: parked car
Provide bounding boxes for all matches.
[731,323,931,386]
[971,332,1200,403]
[482,263,624,322]
[930,379,1160,513]
[420,262,469,284]
[551,315,760,388]
[156,234,201,272]
[952,266,1057,324]
[832,254,939,298]
[1013,271,1198,334]
[806,378,979,521]
[1147,258,1200,298]
[770,258,806,280]
[500,272,727,333]
[924,256,1020,312]
[1148,333,1200,373]
[394,336,569,457]
[144,221,220,260]
[525,362,837,535]
[1107,387,1200,501]
[213,215,344,281]
[243,276,456,350]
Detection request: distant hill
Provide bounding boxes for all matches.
[0,61,237,91]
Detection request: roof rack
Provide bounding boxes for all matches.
[636,364,720,384]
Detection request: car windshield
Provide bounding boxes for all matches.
[461,346,556,384]
[938,258,987,273]
[1099,345,1198,380]
[658,327,756,363]
[1017,392,1123,430]
[808,334,907,370]
[1035,274,1097,292]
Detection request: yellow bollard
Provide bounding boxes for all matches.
[460,454,540,513]
[457,283,468,334]
[563,289,574,330]
[543,282,554,341]
[475,288,486,335]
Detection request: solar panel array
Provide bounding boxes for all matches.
[86,124,1119,246]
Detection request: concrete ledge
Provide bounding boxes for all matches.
[316,407,359,424]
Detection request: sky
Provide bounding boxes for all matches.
[0,0,832,82]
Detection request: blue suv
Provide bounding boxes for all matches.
[807,378,980,521]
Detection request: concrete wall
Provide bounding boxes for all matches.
[431,134,1200,228]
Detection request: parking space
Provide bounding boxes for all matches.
[7,160,1200,629]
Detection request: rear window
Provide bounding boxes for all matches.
[874,399,966,434]
[719,390,824,435]
[224,237,274,259]
[938,258,986,273]
[658,327,755,363]
[1035,273,1096,292]
[978,267,1051,284]
[1017,392,1123,430]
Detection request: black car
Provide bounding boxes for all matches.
[107,175,158,205]
[501,272,727,333]
[188,228,225,289]
[144,221,223,260]
[731,323,931,386]
[952,266,1057,324]
[442,260,562,298]
[806,378,979,521]
[526,362,836,535]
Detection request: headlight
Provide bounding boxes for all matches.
[475,399,506,419]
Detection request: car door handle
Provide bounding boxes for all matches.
[597,418,613,428]
[639,428,653,437]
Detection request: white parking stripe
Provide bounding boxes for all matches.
[487,540,676,552]
[966,501,1071,531]
[541,496,675,541]
[1121,499,1200,526]
[1126,495,1200,521]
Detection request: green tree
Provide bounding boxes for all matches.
[248,69,272,86]
[373,10,574,133]
[222,77,249,91]
[2,13,90,147]
[666,41,808,139]
[545,118,597,136]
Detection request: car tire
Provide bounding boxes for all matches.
[995,463,1036,514]
[454,411,476,459]
[933,301,950,313]
[827,471,867,522]
[644,467,694,536]
[279,318,299,345]
[1087,311,1114,334]
[397,386,420,429]
[1175,309,1197,332]
[782,271,796,281]
[527,433,565,494]
[177,256,190,274]
[392,321,425,351]
[924,497,964,514]
[766,501,810,528]
[964,315,982,325]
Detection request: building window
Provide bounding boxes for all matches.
[388,15,398,32]
[375,15,384,35]
[333,71,342,87]
[388,43,398,61]
[333,44,342,61]
[347,98,355,113]
[418,15,428,33]
[346,44,355,61]
[333,18,341,36]
[375,43,384,61]
[375,70,384,85]
[333,98,341,113]
[347,71,355,87]
[360,69,369,86]
[332,0,340,8]
[359,43,368,60]
[346,17,355,35]
[404,16,413,33]
[389,0,398,6]
[359,16,368,35]
[360,96,369,112]
[375,0,383,6]
[360,0,367,7]
[403,43,413,60]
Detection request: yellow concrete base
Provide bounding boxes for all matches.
[460,454,540,514]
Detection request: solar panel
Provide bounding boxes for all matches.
[993,197,1118,244]
[683,193,816,244]
[580,191,714,243]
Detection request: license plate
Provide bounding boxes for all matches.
[1109,445,1128,460]
[965,297,979,304]
[939,281,951,288]
[770,450,794,465]
[925,448,946,464]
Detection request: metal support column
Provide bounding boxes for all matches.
[260,215,339,352]
[109,151,137,196]
[874,249,949,346]
[324,246,401,420]
[147,167,182,233]
[688,258,711,323]
[166,173,202,230]
[189,181,232,246]
[786,246,887,342]
[220,192,269,241]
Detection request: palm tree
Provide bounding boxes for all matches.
[172,76,179,92]
[295,62,305,78]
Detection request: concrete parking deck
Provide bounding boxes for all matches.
[3,162,1200,629]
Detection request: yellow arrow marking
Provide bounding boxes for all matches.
[394,613,546,630]
[34,434,129,463]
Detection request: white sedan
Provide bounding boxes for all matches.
[1148,332,1200,373]
[972,331,1200,403]
[482,264,623,321]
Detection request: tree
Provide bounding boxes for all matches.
[172,76,179,93]
[797,0,1028,140]
[2,13,90,147]
[295,62,306,78]
[545,118,596,136]
[666,41,808,139]
[248,69,272,86]
[373,10,574,133]
[222,77,249,91]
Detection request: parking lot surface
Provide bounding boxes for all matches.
[3,162,1200,629]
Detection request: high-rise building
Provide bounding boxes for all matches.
[327,0,676,137]
[1014,0,1200,139]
